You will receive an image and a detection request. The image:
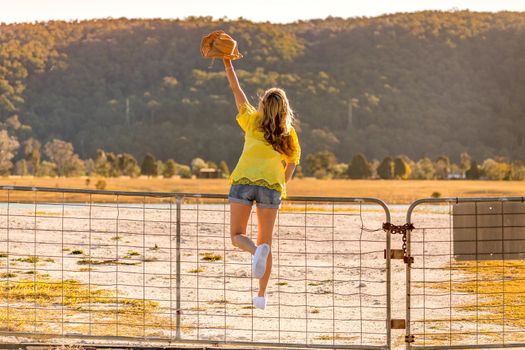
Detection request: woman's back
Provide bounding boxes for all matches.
[230,102,300,197]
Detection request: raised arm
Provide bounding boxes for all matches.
[223,58,248,111]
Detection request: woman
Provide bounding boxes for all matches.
[223,58,300,310]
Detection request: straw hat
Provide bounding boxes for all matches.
[201,30,243,60]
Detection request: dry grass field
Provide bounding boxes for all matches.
[0,176,523,203]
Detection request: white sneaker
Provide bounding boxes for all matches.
[252,295,267,310]
[252,243,270,279]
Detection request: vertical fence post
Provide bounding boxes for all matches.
[405,225,412,350]
[175,195,182,340]
[386,224,392,350]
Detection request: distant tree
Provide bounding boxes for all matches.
[450,163,462,177]
[24,138,41,175]
[141,153,157,177]
[207,161,217,169]
[377,157,394,179]
[435,156,450,179]
[155,160,165,177]
[44,139,84,177]
[218,160,230,177]
[163,159,177,178]
[394,157,411,179]
[465,160,481,180]
[191,158,207,175]
[482,159,510,180]
[369,159,380,179]
[413,157,435,179]
[15,159,28,176]
[398,154,415,170]
[0,130,19,175]
[313,168,329,179]
[333,163,349,179]
[304,151,337,177]
[510,160,525,180]
[105,152,121,177]
[460,152,472,175]
[94,150,110,177]
[36,161,57,177]
[118,153,140,177]
[347,153,371,179]
[84,159,95,176]
[176,164,192,179]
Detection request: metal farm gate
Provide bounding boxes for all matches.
[404,197,525,350]
[0,186,392,349]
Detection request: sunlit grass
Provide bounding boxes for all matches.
[77,258,140,266]
[424,260,525,345]
[33,211,62,216]
[0,277,164,336]
[126,250,140,257]
[317,335,358,341]
[16,256,41,264]
[200,252,222,262]
[0,272,17,278]
[188,268,205,273]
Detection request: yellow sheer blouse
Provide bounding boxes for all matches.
[229,103,301,198]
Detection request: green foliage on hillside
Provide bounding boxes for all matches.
[0,11,524,168]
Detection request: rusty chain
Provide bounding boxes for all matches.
[383,222,415,264]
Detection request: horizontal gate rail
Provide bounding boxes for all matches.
[405,197,525,350]
[0,185,391,350]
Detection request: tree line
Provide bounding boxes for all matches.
[0,131,231,179]
[1,126,522,181]
[0,12,524,167]
[302,151,525,181]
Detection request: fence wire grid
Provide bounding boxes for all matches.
[0,186,391,350]
[406,197,525,350]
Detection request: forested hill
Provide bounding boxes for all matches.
[1,11,524,167]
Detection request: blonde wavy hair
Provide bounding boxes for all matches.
[257,88,296,158]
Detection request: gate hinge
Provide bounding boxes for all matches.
[404,256,414,265]
[390,319,406,329]
[405,334,415,343]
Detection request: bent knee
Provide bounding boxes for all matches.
[230,233,244,247]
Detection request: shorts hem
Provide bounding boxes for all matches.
[255,202,281,209]
[228,196,253,206]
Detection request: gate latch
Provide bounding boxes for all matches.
[383,223,415,265]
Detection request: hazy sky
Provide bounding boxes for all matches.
[1,0,525,24]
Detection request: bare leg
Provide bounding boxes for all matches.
[255,207,278,296]
[230,202,256,254]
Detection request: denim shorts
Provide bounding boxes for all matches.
[228,184,282,209]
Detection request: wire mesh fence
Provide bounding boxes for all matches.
[405,197,525,350]
[0,186,391,349]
